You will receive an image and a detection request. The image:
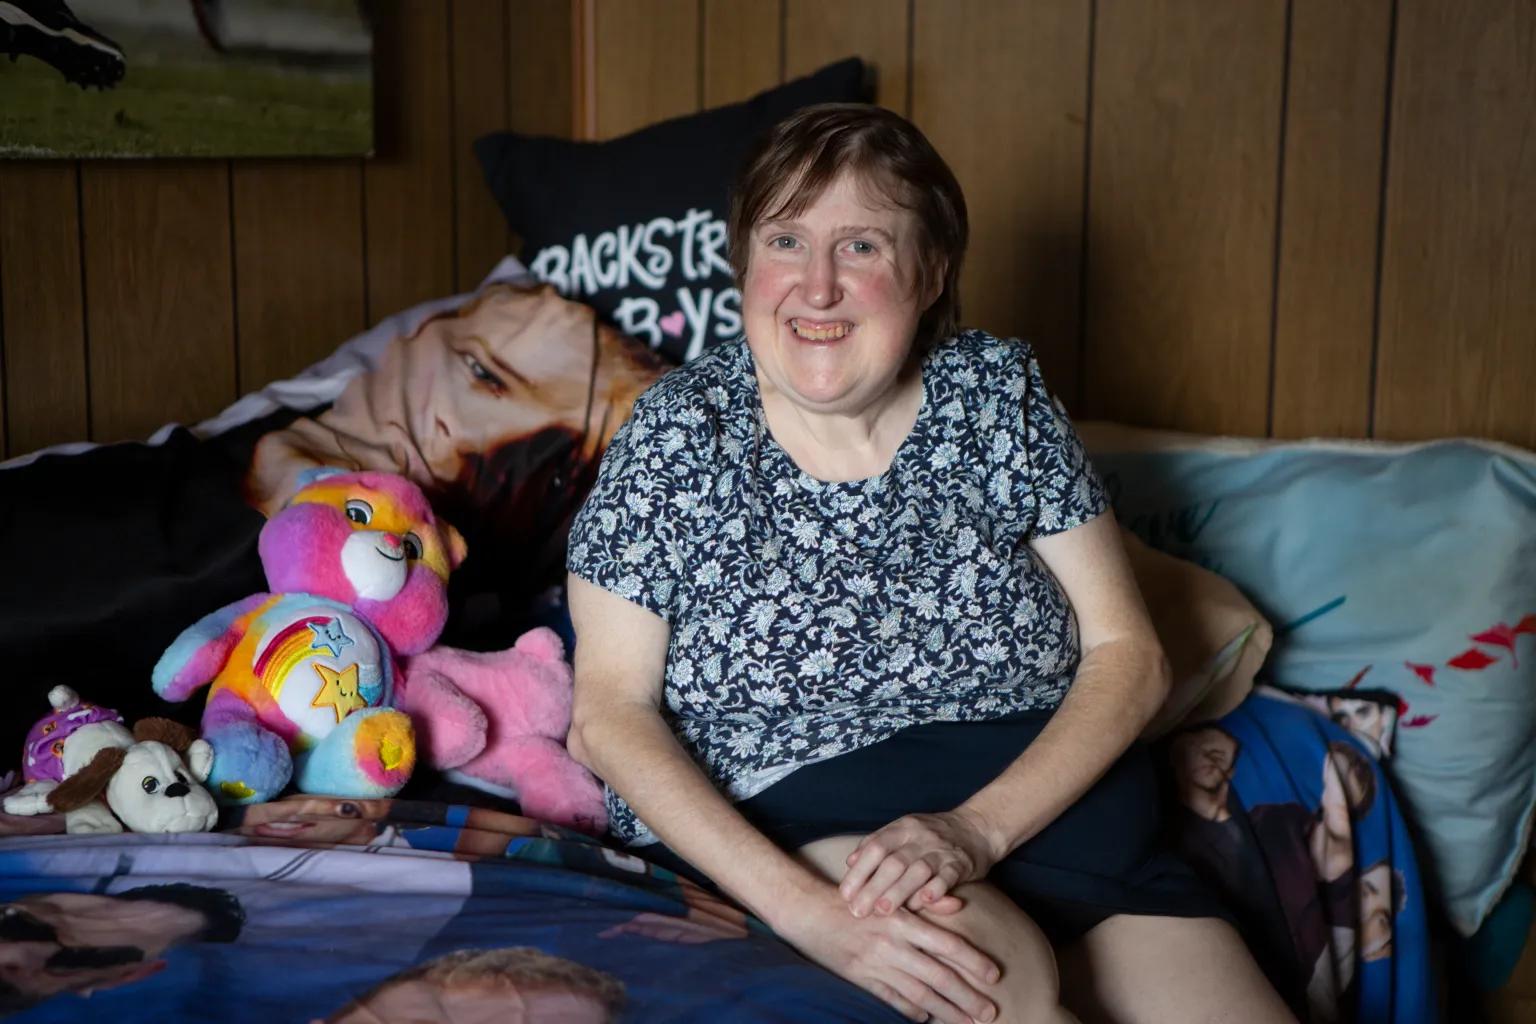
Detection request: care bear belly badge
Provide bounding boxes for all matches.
[152,469,464,804]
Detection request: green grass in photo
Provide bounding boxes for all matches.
[0,29,371,158]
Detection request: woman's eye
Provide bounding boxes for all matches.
[344,499,373,525]
[402,533,423,560]
[141,777,160,794]
[771,235,797,250]
[460,352,505,391]
[849,240,875,255]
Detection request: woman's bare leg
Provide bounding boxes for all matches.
[796,834,1079,1023]
[1056,914,1295,1024]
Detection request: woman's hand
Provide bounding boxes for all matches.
[772,879,1000,1024]
[841,808,1002,918]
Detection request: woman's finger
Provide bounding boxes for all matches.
[846,831,879,867]
[894,947,997,1024]
[905,861,965,912]
[852,852,921,917]
[905,916,1001,990]
[923,894,965,915]
[840,834,890,896]
[882,857,944,916]
[867,979,928,1023]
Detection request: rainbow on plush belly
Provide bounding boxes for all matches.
[252,613,385,740]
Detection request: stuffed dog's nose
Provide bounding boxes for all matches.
[164,781,190,798]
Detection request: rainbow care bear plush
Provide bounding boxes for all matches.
[151,469,457,804]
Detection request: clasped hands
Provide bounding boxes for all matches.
[776,806,1009,1023]
[840,806,1005,918]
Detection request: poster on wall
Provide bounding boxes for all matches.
[0,0,373,158]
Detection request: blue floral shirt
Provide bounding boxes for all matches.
[567,330,1108,845]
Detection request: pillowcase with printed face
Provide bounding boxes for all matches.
[473,58,869,364]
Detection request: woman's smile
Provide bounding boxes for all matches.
[787,318,855,342]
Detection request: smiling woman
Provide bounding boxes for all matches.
[565,103,1297,1024]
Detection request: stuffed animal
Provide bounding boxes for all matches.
[151,469,452,804]
[398,627,607,834]
[5,685,218,834]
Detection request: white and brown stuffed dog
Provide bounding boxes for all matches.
[5,686,218,834]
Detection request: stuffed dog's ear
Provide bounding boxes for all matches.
[134,718,196,752]
[49,748,126,812]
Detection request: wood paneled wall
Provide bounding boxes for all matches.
[1,0,1532,459]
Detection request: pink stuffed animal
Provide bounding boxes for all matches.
[398,628,607,835]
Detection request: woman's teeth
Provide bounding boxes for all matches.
[789,319,852,341]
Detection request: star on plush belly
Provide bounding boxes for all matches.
[311,663,367,723]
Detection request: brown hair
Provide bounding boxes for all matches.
[337,947,627,1020]
[728,102,969,358]
[1326,739,1377,815]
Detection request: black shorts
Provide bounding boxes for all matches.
[639,708,1231,946]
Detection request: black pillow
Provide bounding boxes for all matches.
[474,58,869,364]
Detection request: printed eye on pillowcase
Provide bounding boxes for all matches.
[473,58,869,364]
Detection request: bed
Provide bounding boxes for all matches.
[2,60,1533,1024]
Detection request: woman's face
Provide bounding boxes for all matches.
[741,171,936,416]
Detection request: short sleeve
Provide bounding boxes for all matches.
[1022,351,1108,538]
[566,387,713,622]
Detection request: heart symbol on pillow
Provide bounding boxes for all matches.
[659,311,686,337]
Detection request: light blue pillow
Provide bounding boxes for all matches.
[1081,423,1536,937]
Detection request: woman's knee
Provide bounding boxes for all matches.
[921,880,1073,1023]
[794,836,1072,1022]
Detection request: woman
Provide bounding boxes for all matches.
[565,104,1291,1023]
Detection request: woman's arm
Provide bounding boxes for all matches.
[565,575,810,919]
[840,511,1172,915]
[960,509,1171,845]
[565,575,1002,1024]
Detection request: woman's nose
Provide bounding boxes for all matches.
[802,249,841,307]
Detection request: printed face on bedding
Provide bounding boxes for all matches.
[321,946,624,1024]
[1172,725,1239,822]
[0,885,243,1007]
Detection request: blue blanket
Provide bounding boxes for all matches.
[1170,691,1434,1023]
[0,798,900,1022]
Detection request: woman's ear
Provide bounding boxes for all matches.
[921,257,947,310]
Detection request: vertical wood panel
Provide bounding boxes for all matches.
[231,164,366,392]
[453,0,512,291]
[785,0,908,112]
[704,0,785,106]
[1375,0,1536,447]
[1084,2,1287,436]
[0,164,88,457]
[365,0,455,322]
[912,0,1089,402]
[593,0,701,139]
[508,0,577,137]
[80,165,236,442]
[1271,0,1392,439]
